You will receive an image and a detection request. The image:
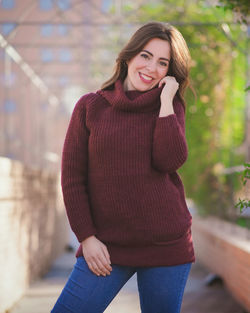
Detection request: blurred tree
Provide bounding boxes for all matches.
[214,0,250,218]
[217,0,250,24]
[123,0,248,219]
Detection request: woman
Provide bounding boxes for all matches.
[51,21,195,313]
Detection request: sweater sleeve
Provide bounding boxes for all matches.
[61,94,97,243]
[152,97,188,173]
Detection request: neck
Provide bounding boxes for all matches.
[123,76,135,91]
[97,78,164,113]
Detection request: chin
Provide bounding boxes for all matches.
[134,82,155,92]
[138,79,159,91]
[142,85,157,92]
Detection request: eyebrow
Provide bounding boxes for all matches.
[141,49,170,62]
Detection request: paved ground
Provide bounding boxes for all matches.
[9,251,246,313]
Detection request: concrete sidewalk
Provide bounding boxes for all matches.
[10,251,246,313]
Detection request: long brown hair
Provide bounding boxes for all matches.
[101,21,194,108]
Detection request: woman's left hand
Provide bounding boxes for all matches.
[158,76,179,104]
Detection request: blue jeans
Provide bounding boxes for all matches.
[51,256,191,313]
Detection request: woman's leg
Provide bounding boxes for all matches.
[51,256,136,313]
[137,262,192,313]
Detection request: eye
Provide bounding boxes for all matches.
[140,53,149,59]
[159,61,168,67]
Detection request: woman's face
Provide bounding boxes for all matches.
[123,38,171,92]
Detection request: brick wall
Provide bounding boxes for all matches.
[192,215,250,312]
[0,157,69,313]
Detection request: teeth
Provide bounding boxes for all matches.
[140,73,153,81]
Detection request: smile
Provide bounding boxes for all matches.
[139,72,154,84]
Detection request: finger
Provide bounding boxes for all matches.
[158,79,166,88]
[98,253,112,274]
[88,263,100,276]
[95,257,110,276]
[100,248,112,272]
[88,260,102,276]
[101,245,112,266]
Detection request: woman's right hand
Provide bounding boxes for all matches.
[81,235,112,276]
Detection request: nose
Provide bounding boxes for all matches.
[146,60,157,73]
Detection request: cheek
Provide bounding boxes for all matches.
[158,67,168,78]
[131,57,147,70]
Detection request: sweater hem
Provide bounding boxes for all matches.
[75,228,195,267]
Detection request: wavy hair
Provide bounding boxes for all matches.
[101,21,194,108]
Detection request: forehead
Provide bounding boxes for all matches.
[142,38,171,58]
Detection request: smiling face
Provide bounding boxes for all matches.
[123,38,171,92]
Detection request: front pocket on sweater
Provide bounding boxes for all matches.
[153,229,190,246]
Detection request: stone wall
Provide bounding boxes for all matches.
[0,157,69,313]
[192,215,250,312]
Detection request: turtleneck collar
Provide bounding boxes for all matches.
[96,79,164,113]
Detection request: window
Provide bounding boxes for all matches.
[39,0,53,11]
[57,0,70,11]
[39,0,71,11]
[0,50,5,60]
[1,73,16,86]
[5,152,16,160]
[59,49,72,63]
[41,24,53,37]
[1,0,15,9]
[2,23,16,35]
[4,100,16,113]
[57,24,69,36]
[41,49,53,62]
[101,0,112,12]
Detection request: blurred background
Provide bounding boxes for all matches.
[0,0,249,312]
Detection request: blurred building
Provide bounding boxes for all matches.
[0,2,140,311]
[0,0,137,172]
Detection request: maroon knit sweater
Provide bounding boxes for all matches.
[61,79,195,267]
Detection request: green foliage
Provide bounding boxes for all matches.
[216,0,250,23]
[123,0,248,219]
[235,163,250,213]
[240,163,250,185]
[236,198,250,212]
[236,216,250,229]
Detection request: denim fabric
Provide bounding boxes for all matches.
[51,256,191,313]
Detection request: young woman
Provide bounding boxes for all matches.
[51,21,195,313]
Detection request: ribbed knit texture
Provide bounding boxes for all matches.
[61,79,195,267]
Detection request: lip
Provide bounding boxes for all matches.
[139,72,154,84]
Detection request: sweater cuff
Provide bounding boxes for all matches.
[74,226,97,243]
[156,114,179,131]
[157,113,177,121]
